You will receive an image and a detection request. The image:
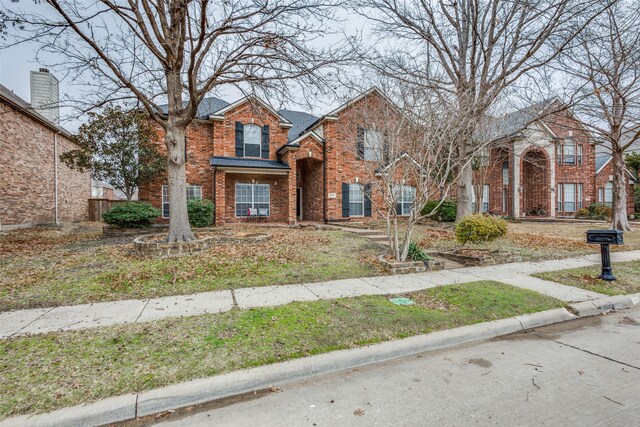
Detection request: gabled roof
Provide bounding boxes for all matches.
[487,98,560,142]
[0,83,73,138]
[278,109,320,142]
[302,87,399,133]
[209,96,292,127]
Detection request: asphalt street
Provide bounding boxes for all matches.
[152,307,640,426]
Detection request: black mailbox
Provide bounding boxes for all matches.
[586,230,624,245]
[586,229,624,281]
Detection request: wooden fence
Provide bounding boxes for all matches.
[88,198,126,222]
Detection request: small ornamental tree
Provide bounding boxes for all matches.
[60,106,165,201]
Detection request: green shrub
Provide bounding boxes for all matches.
[455,214,508,245]
[407,242,431,262]
[102,202,160,228]
[574,208,590,219]
[187,199,214,227]
[588,204,613,220]
[421,199,457,222]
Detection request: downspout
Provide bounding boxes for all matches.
[54,132,60,226]
[323,140,327,223]
[212,166,217,226]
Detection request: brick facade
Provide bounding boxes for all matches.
[139,90,635,225]
[595,159,635,214]
[0,94,91,229]
[475,109,635,218]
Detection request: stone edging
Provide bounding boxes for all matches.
[377,254,444,274]
[6,292,638,427]
[133,233,272,258]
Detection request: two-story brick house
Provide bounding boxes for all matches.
[473,99,636,218]
[139,88,405,225]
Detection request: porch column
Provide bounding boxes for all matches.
[214,169,226,226]
[282,151,298,225]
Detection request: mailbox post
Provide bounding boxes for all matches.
[586,230,624,281]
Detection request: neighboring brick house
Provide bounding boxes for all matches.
[473,99,636,218]
[0,83,91,230]
[139,88,408,224]
[594,152,636,214]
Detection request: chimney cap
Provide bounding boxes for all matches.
[38,68,49,73]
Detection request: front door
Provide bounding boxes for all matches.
[296,187,303,220]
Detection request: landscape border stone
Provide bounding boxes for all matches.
[133,232,272,258]
[377,255,444,274]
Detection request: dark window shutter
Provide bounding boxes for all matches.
[235,122,244,157]
[364,183,372,217]
[396,203,403,216]
[261,125,270,159]
[356,127,365,160]
[341,182,350,217]
[383,132,390,164]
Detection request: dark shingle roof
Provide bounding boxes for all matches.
[159,96,230,119]
[487,99,557,141]
[595,153,611,172]
[209,156,290,170]
[278,109,320,142]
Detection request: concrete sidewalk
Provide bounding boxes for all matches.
[2,250,639,339]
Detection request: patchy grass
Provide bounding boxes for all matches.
[534,260,640,296]
[0,224,381,311]
[0,281,562,419]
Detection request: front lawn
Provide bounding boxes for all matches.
[0,224,381,311]
[0,281,563,419]
[534,260,640,296]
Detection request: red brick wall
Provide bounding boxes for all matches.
[474,147,512,215]
[222,173,289,223]
[595,159,635,215]
[542,112,596,214]
[521,148,551,216]
[0,100,91,228]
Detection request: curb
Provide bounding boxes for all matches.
[3,293,639,427]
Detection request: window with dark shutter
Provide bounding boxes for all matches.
[341,182,350,217]
[356,127,365,160]
[235,122,244,157]
[364,183,372,217]
[261,125,270,159]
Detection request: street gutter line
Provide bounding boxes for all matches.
[551,339,640,371]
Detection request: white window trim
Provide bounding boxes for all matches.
[395,185,416,216]
[235,183,271,217]
[363,128,383,162]
[161,184,202,218]
[349,183,365,217]
[243,123,262,158]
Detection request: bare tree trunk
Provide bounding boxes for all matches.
[165,125,196,242]
[611,148,631,231]
[456,162,474,222]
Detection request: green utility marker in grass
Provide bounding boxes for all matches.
[389,297,415,305]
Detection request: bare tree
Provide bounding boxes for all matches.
[558,0,640,230]
[355,0,610,223]
[345,85,466,261]
[3,0,345,241]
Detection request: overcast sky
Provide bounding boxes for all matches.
[0,2,370,132]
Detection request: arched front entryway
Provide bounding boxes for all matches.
[521,148,550,217]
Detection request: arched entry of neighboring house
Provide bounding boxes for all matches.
[521,148,550,217]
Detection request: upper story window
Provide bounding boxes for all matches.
[356,127,384,161]
[235,122,269,158]
[478,147,489,167]
[243,124,262,157]
[557,139,582,166]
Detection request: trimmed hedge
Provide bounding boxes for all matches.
[103,202,160,228]
[187,199,214,228]
[421,199,457,222]
[455,214,508,245]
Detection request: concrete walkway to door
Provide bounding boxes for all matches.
[2,250,640,339]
